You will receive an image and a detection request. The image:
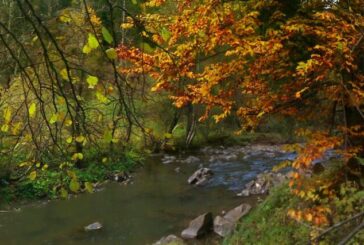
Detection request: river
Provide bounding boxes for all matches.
[0,145,296,245]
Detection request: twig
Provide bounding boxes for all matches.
[314,211,364,242]
[338,221,364,245]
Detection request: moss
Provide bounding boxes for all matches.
[224,184,310,245]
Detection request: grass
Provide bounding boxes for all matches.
[223,184,310,245]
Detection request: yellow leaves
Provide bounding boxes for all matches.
[96,91,109,103]
[71,152,84,161]
[29,103,36,118]
[28,171,37,181]
[164,133,172,139]
[86,75,99,89]
[60,68,69,80]
[144,0,166,7]
[87,7,102,27]
[49,113,60,124]
[84,182,94,193]
[105,48,117,60]
[66,137,73,144]
[65,119,73,127]
[4,107,12,123]
[82,45,92,54]
[75,135,85,143]
[59,14,72,23]
[83,33,99,54]
[120,22,134,29]
[120,16,134,30]
[88,34,99,49]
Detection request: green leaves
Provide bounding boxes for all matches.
[86,75,99,89]
[102,27,113,44]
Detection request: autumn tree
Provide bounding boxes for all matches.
[119,0,364,240]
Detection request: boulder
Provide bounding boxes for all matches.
[224,203,251,223]
[84,222,102,232]
[213,216,235,237]
[237,172,287,197]
[182,156,200,164]
[213,204,251,237]
[181,212,213,239]
[154,235,185,245]
[187,168,213,186]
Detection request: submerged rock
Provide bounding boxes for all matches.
[213,203,251,237]
[182,156,200,164]
[187,168,213,186]
[181,212,213,239]
[154,234,185,245]
[162,155,177,164]
[84,222,102,232]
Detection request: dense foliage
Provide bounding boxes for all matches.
[120,0,364,242]
[0,0,363,243]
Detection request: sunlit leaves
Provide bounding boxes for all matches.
[83,33,99,54]
[86,75,99,89]
[75,135,85,143]
[59,14,72,23]
[49,113,59,124]
[71,152,84,161]
[88,34,99,49]
[28,103,36,118]
[60,68,69,80]
[3,107,12,123]
[106,48,117,60]
[28,171,37,181]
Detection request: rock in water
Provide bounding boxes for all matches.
[182,156,200,164]
[237,172,288,197]
[187,168,213,186]
[84,222,102,231]
[181,213,213,239]
[213,204,251,237]
[154,235,185,245]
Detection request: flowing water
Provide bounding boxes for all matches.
[0,145,296,245]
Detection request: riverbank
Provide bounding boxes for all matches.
[224,160,364,245]
[0,149,143,208]
[223,184,310,245]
